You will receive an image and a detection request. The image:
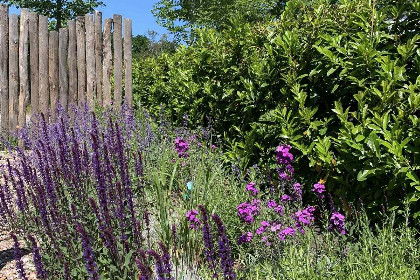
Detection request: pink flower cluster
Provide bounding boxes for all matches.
[234,144,347,249]
[294,206,316,233]
[175,137,189,158]
[266,200,284,215]
[276,145,295,180]
[329,211,346,234]
[186,209,201,229]
[245,182,258,196]
[237,232,253,244]
[276,144,293,165]
[312,183,326,199]
[237,199,261,223]
[278,227,296,241]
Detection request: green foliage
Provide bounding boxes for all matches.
[228,213,420,280]
[152,0,285,42]
[134,0,420,220]
[0,0,105,30]
[132,32,178,60]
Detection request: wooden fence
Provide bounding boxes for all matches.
[0,5,133,133]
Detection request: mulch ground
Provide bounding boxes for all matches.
[0,231,37,280]
[0,152,37,279]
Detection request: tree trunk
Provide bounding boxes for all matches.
[56,0,62,31]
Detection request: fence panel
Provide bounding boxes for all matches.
[0,9,132,134]
[39,15,49,116]
[95,11,103,105]
[68,20,77,108]
[29,12,39,119]
[124,18,133,107]
[8,14,18,132]
[113,14,123,110]
[18,9,28,131]
[59,28,69,111]
[0,5,8,131]
[103,18,113,107]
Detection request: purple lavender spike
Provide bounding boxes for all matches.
[75,222,99,280]
[136,249,151,280]
[147,249,165,280]
[158,242,174,279]
[212,214,236,280]
[27,235,48,279]
[198,205,217,277]
[10,233,28,280]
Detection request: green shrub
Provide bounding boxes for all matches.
[133,0,420,220]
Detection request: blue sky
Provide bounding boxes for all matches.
[9,0,169,37]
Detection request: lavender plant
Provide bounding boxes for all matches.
[0,106,157,279]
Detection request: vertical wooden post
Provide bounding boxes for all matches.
[85,14,95,109]
[29,12,39,120]
[103,18,112,107]
[39,15,49,116]
[9,14,18,132]
[49,31,59,120]
[94,11,103,105]
[124,18,133,108]
[76,16,86,107]
[68,20,77,109]
[0,4,8,132]
[113,14,122,110]
[18,9,29,138]
[59,28,68,112]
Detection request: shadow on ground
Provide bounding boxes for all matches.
[0,248,31,270]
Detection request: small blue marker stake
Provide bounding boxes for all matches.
[185,181,193,199]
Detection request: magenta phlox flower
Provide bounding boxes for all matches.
[278,170,291,181]
[261,220,270,227]
[329,212,346,235]
[281,194,292,203]
[312,183,326,199]
[236,199,261,224]
[276,144,293,165]
[274,205,284,215]
[256,221,270,235]
[237,232,253,245]
[294,206,316,233]
[270,223,282,232]
[261,236,271,246]
[267,200,277,208]
[279,227,296,241]
[286,164,294,175]
[293,183,302,199]
[245,182,258,196]
[175,137,189,158]
[186,209,201,229]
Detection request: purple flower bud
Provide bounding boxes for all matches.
[158,242,174,279]
[147,249,166,280]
